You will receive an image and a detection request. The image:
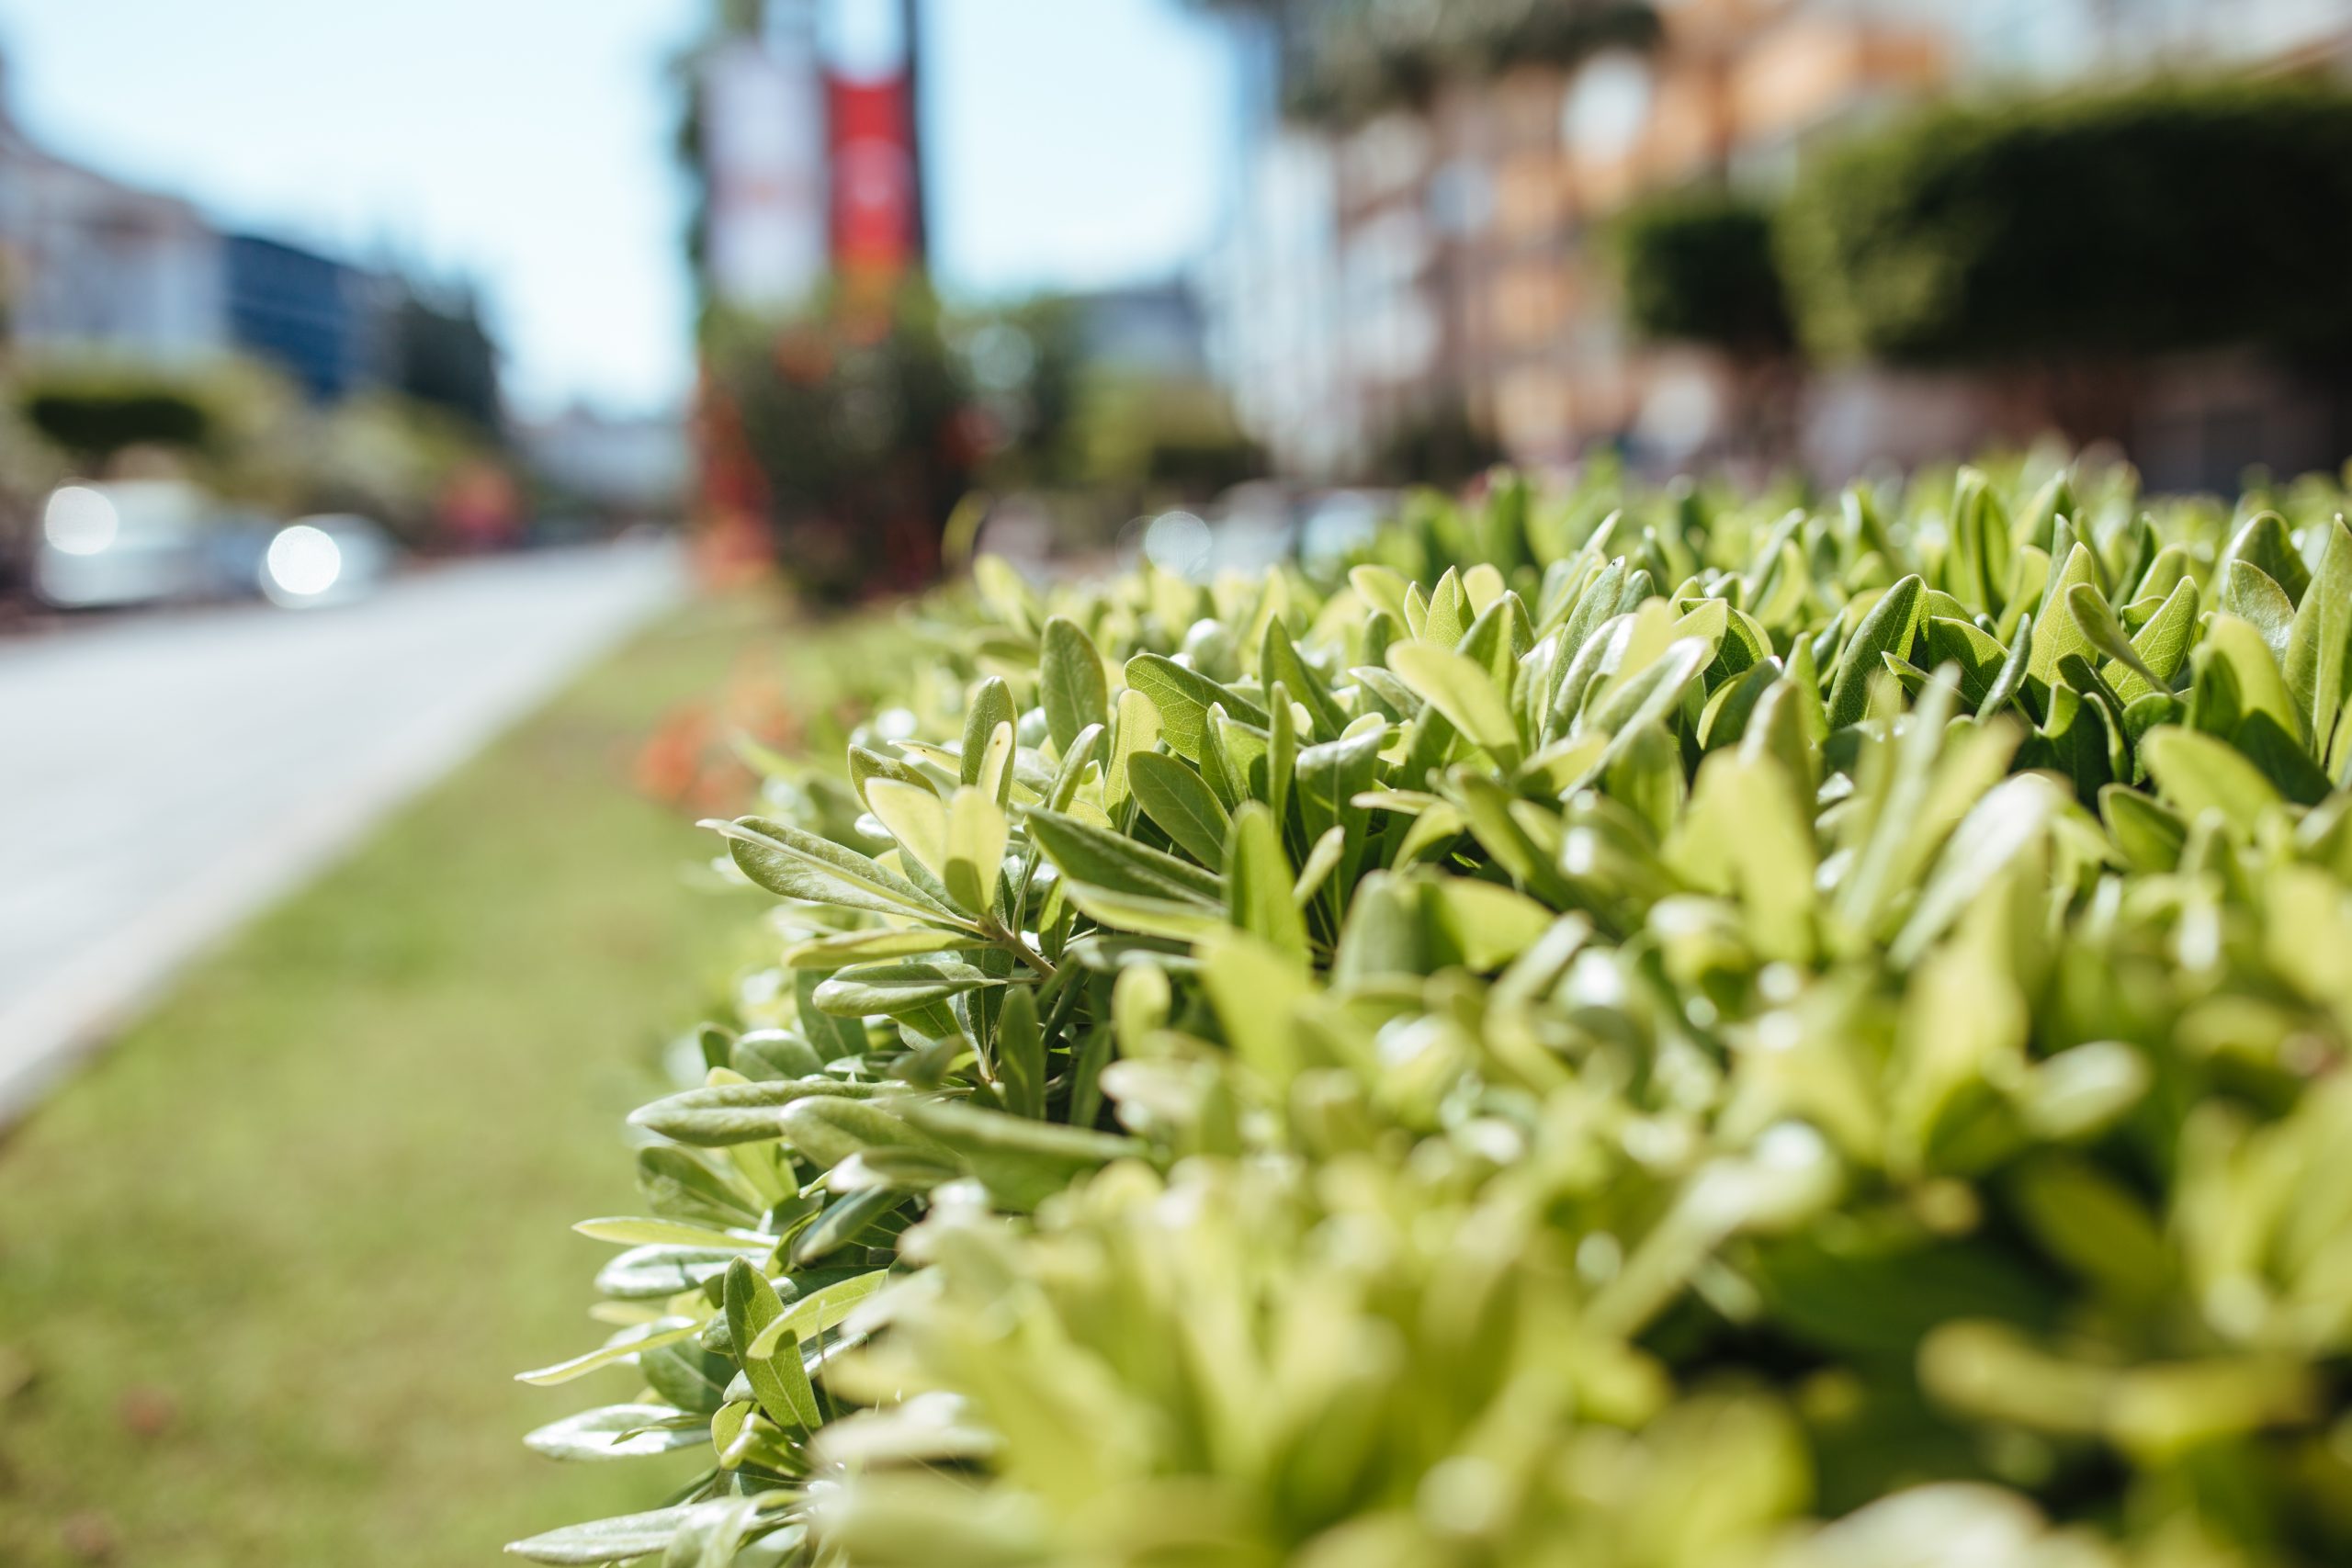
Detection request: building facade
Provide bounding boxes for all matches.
[0,105,225,365]
[1211,0,2352,480]
[222,233,380,402]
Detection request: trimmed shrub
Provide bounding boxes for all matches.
[21,376,212,457]
[512,457,2352,1567]
[1776,82,2352,364]
[1616,186,1792,353]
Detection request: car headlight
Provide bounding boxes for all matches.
[263,524,343,602]
[44,486,119,556]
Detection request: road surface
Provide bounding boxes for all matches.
[0,541,684,1122]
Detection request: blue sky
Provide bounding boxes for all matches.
[0,0,1237,414]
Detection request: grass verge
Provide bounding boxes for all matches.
[0,592,796,1566]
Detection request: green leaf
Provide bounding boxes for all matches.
[2064,581,2163,694]
[1423,566,1468,647]
[781,928,989,967]
[865,780,949,886]
[637,1147,763,1227]
[810,959,1001,1019]
[506,1505,697,1563]
[2206,613,2302,748]
[1127,751,1233,868]
[993,984,1046,1119]
[1124,652,1271,761]
[1262,617,1346,739]
[1104,687,1159,819]
[2221,509,2311,603]
[574,1216,763,1249]
[1226,802,1308,962]
[1025,808,1223,905]
[1059,880,1232,942]
[2140,726,2283,837]
[794,969,870,1065]
[1922,615,2008,706]
[515,1318,702,1387]
[711,817,967,927]
[1039,615,1110,753]
[1426,878,1555,971]
[2233,710,2332,806]
[724,1258,820,1431]
[791,1189,907,1266]
[586,1242,742,1299]
[1194,930,1316,1086]
[2218,560,2297,670]
[1589,637,1712,777]
[899,1101,1139,1211]
[660,1495,770,1568]
[2098,785,2186,874]
[524,1404,709,1461]
[733,1025,821,1081]
[1889,774,2064,965]
[1670,750,1816,963]
[1558,558,1628,656]
[629,1078,888,1146]
[1329,872,1432,986]
[1264,689,1296,824]
[960,678,1016,788]
[2026,546,2100,687]
[1827,575,1925,729]
[2286,515,2352,754]
[1046,721,1104,812]
[944,786,1009,914]
[749,1269,890,1368]
[1386,640,1521,763]
[1293,824,1345,907]
[777,1095,951,1169]
[2107,575,2198,703]
[1199,707,1256,811]
[847,744,931,810]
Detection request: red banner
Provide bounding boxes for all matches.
[827,74,918,279]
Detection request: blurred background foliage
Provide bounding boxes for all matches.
[1614,80,2352,368]
[1776,81,2352,366]
[1613,188,1792,357]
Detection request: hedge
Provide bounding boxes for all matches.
[1776,82,2352,364]
[1615,186,1792,353]
[20,376,213,457]
[511,457,2352,1567]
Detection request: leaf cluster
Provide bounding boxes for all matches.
[512,455,2352,1568]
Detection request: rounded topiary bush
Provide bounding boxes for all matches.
[1615,186,1792,355]
[511,457,2352,1568]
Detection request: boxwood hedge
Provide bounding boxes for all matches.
[512,456,2352,1567]
[1776,83,2352,364]
[1615,186,1792,355]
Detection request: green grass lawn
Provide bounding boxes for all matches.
[0,593,803,1566]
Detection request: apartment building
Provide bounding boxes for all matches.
[1216,0,2352,479]
[0,82,225,366]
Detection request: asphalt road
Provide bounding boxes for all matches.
[0,540,684,1121]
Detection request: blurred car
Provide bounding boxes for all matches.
[30,479,276,609]
[258,514,397,608]
[29,481,400,612]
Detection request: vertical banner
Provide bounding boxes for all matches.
[700,19,828,310]
[820,0,923,294]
